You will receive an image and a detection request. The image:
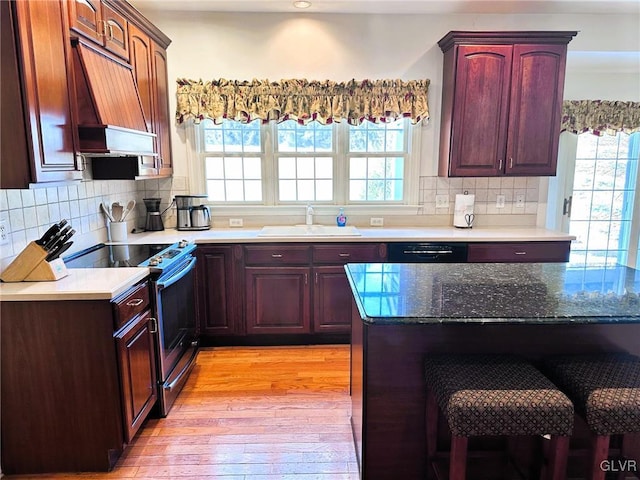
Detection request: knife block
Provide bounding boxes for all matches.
[0,241,69,282]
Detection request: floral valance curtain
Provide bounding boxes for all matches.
[561,100,640,135]
[175,78,430,126]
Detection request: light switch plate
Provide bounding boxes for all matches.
[370,217,384,227]
[229,218,243,227]
[515,193,525,208]
[496,194,506,209]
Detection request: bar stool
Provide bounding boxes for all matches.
[543,352,640,480]
[425,354,574,480]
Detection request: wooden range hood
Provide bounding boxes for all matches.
[72,39,156,157]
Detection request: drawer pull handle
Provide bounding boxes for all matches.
[271,254,283,258]
[514,251,527,255]
[126,298,144,307]
[339,253,351,257]
[149,317,158,334]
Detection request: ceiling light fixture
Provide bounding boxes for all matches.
[293,1,312,9]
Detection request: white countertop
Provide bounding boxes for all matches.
[119,226,575,244]
[0,268,149,302]
[0,226,573,302]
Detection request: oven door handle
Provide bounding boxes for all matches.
[156,256,197,291]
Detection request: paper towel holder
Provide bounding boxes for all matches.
[453,190,475,229]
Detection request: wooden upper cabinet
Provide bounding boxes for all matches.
[129,23,153,132]
[102,3,129,60]
[128,24,173,175]
[438,31,576,177]
[152,42,173,175]
[506,44,568,176]
[68,0,129,60]
[1,0,82,188]
[68,0,103,44]
[447,45,512,177]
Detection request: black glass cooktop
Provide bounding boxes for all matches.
[63,243,172,268]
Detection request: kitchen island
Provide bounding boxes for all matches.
[345,262,640,479]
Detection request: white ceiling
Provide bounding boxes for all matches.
[130,0,640,15]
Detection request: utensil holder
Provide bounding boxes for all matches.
[0,241,69,282]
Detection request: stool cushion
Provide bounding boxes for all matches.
[425,354,574,437]
[543,353,640,435]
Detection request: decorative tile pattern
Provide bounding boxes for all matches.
[425,354,574,436]
[544,353,640,435]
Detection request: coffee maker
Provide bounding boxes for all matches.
[175,195,211,231]
[143,198,164,231]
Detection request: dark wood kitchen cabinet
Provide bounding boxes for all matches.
[68,0,129,60]
[113,285,157,444]
[1,0,82,188]
[128,22,173,175]
[0,280,156,474]
[312,244,387,334]
[244,245,312,334]
[196,245,243,336]
[467,240,571,263]
[438,31,576,177]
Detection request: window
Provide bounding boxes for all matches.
[568,132,639,267]
[198,118,415,206]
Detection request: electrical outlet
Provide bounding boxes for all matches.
[370,217,384,227]
[0,220,9,245]
[229,218,243,227]
[515,193,525,208]
[435,194,449,209]
[496,194,506,209]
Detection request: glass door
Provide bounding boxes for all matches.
[549,132,640,267]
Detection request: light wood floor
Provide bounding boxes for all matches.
[6,345,358,480]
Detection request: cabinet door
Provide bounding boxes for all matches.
[129,24,153,133]
[245,267,311,334]
[151,41,173,175]
[197,246,242,336]
[313,266,353,334]
[102,3,128,60]
[1,0,82,188]
[115,309,158,443]
[448,45,512,177]
[68,0,103,44]
[506,44,567,176]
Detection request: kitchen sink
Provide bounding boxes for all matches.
[258,225,361,237]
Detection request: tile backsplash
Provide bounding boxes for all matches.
[418,175,540,216]
[0,177,188,270]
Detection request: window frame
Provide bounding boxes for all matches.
[189,118,422,217]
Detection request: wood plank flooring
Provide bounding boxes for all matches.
[5,345,358,480]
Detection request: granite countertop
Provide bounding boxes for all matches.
[0,268,149,301]
[345,262,640,325]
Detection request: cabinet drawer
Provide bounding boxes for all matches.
[312,244,387,264]
[467,241,571,263]
[244,245,311,265]
[113,281,151,330]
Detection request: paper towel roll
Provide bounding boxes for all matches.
[453,193,475,228]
